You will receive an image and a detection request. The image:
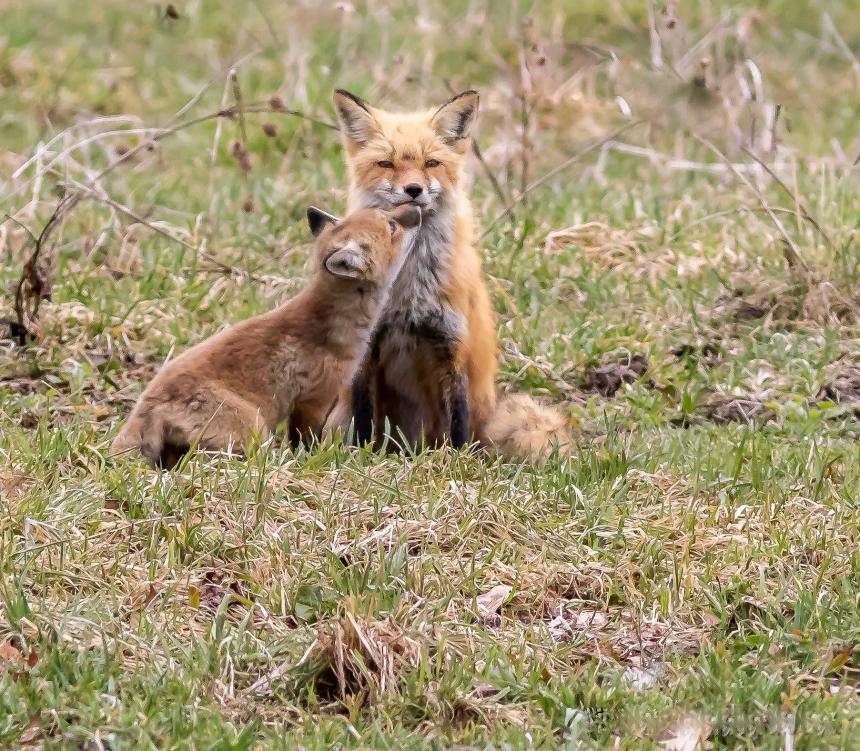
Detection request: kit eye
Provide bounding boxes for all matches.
[376,160,394,169]
[424,159,440,168]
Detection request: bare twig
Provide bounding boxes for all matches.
[593,140,814,176]
[482,120,642,236]
[768,103,782,155]
[11,116,142,180]
[6,102,336,206]
[12,193,80,343]
[250,0,282,47]
[230,70,249,156]
[693,134,810,277]
[517,36,532,198]
[501,340,586,404]
[5,100,332,331]
[4,80,329,343]
[741,146,832,247]
[94,105,334,186]
[668,205,831,242]
[442,79,509,206]
[822,13,860,77]
[473,139,509,207]
[54,174,262,282]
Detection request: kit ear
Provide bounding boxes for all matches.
[431,90,479,145]
[333,89,380,147]
[307,206,339,237]
[324,246,367,279]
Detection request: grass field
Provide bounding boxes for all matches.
[3,1,860,748]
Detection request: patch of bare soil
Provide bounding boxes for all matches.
[0,372,49,395]
[718,278,860,327]
[0,469,33,515]
[582,353,649,397]
[250,609,422,705]
[700,394,773,425]
[671,341,722,367]
[532,600,713,665]
[817,356,860,417]
[192,570,250,614]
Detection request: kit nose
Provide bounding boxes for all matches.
[403,183,423,199]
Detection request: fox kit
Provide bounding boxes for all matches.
[327,88,569,460]
[111,205,421,468]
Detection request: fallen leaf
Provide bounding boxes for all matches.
[657,713,711,751]
[0,640,26,668]
[623,662,666,690]
[475,585,512,618]
[582,354,649,396]
[18,711,40,746]
[823,644,854,674]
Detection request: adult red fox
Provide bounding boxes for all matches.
[327,89,569,460]
[111,205,421,468]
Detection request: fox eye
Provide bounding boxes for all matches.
[424,159,441,168]
[388,220,398,234]
[376,160,394,169]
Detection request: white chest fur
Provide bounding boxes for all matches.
[380,219,466,345]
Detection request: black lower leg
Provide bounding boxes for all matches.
[158,442,189,470]
[449,372,470,448]
[351,374,374,445]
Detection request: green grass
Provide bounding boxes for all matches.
[2,0,860,748]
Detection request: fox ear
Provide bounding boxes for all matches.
[431,90,479,145]
[307,207,339,237]
[333,89,379,148]
[324,245,367,279]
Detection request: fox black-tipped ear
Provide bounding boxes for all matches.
[333,89,379,147]
[431,90,479,145]
[307,207,339,237]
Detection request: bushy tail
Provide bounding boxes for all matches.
[483,393,572,462]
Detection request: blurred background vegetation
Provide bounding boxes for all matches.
[2,2,860,749]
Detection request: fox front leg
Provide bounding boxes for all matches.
[350,358,375,446]
[448,370,470,449]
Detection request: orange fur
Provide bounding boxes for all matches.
[328,89,568,459]
[328,90,497,445]
[484,394,572,462]
[111,205,420,468]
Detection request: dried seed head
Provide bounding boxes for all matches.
[268,95,285,111]
[230,141,252,172]
[165,3,180,19]
[241,196,255,213]
[262,122,278,138]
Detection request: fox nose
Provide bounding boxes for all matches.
[403,183,423,199]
